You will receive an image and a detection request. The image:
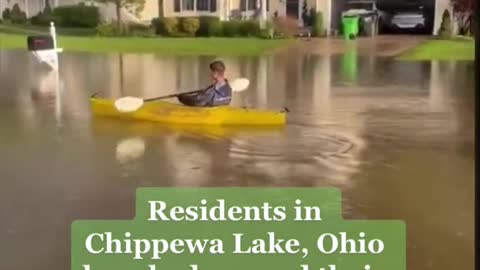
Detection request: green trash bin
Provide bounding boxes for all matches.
[342,15,360,40]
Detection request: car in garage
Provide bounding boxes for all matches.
[389,6,427,32]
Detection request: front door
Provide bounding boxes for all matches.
[286,0,299,19]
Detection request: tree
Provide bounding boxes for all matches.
[450,0,474,35]
[95,0,145,27]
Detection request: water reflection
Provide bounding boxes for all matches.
[116,137,146,164]
[0,50,474,270]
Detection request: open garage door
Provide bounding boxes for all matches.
[331,0,436,35]
[377,0,435,35]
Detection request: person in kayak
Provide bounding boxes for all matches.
[178,61,232,107]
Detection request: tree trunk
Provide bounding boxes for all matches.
[115,2,122,34]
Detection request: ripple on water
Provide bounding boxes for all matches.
[227,125,365,185]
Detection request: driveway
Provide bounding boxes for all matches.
[287,35,428,57]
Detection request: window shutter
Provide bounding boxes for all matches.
[174,0,181,12]
[267,0,269,12]
[249,0,256,10]
[241,0,246,11]
[210,0,217,12]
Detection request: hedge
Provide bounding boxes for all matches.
[152,17,265,38]
[180,17,200,36]
[197,16,222,37]
[54,4,99,28]
[311,12,324,37]
[29,4,100,28]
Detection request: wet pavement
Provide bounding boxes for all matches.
[287,35,427,57]
[0,37,474,270]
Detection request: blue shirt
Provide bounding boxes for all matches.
[178,81,232,107]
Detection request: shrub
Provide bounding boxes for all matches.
[180,17,200,36]
[2,8,11,21]
[311,12,324,37]
[197,16,221,36]
[222,20,242,37]
[30,3,58,26]
[259,20,274,39]
[208,19,223,36]
[239,20,260,37]
[96,23,122,37]
[53,4,99,28]
[10,4,27,24]
[272,16,299,38]
[438,9,453,38]
[126,23,155,37]
[152,17,179,36]
[31,12,53,26]
[151,18,162,34]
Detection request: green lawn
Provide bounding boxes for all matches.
[398,39,475,61]
[0,24,291,55]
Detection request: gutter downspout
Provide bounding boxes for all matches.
[433,0,439,35]
[225,0,231,21]
[298,0,304,27]
[158,0,164,17]
[24,0,29,18]
[324,0,332,35]
[260,0,267,28]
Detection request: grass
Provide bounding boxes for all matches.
[398,38,475,61]
[0,24,291,55]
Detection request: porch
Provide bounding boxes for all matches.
[161,0,332,33]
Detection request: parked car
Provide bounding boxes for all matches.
[389,6,426,32]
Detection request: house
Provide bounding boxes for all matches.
[329,0,456,35]
[140,0,458,36]
[155,0,333,32]
[0,0,457,36]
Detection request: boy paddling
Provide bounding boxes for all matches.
[178,61,232,107]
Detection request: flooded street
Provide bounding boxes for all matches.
[0,45,474,270]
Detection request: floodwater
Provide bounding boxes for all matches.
[0,47,474,270]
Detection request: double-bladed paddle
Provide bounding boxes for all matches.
[114,78,250,113]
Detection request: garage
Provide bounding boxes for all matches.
[378,0,435,34]
[330,0,448,36]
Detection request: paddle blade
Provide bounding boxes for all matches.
[230,78,250,92]
[114,97,144,113]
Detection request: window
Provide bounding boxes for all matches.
[241,0,257,11]
[182,0,194,11]
[197,0,209,11]
[174,0,217,12]
[174,0,181,12]
[210,0,217,12]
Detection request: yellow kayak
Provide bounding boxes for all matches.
[90,98,287,126]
